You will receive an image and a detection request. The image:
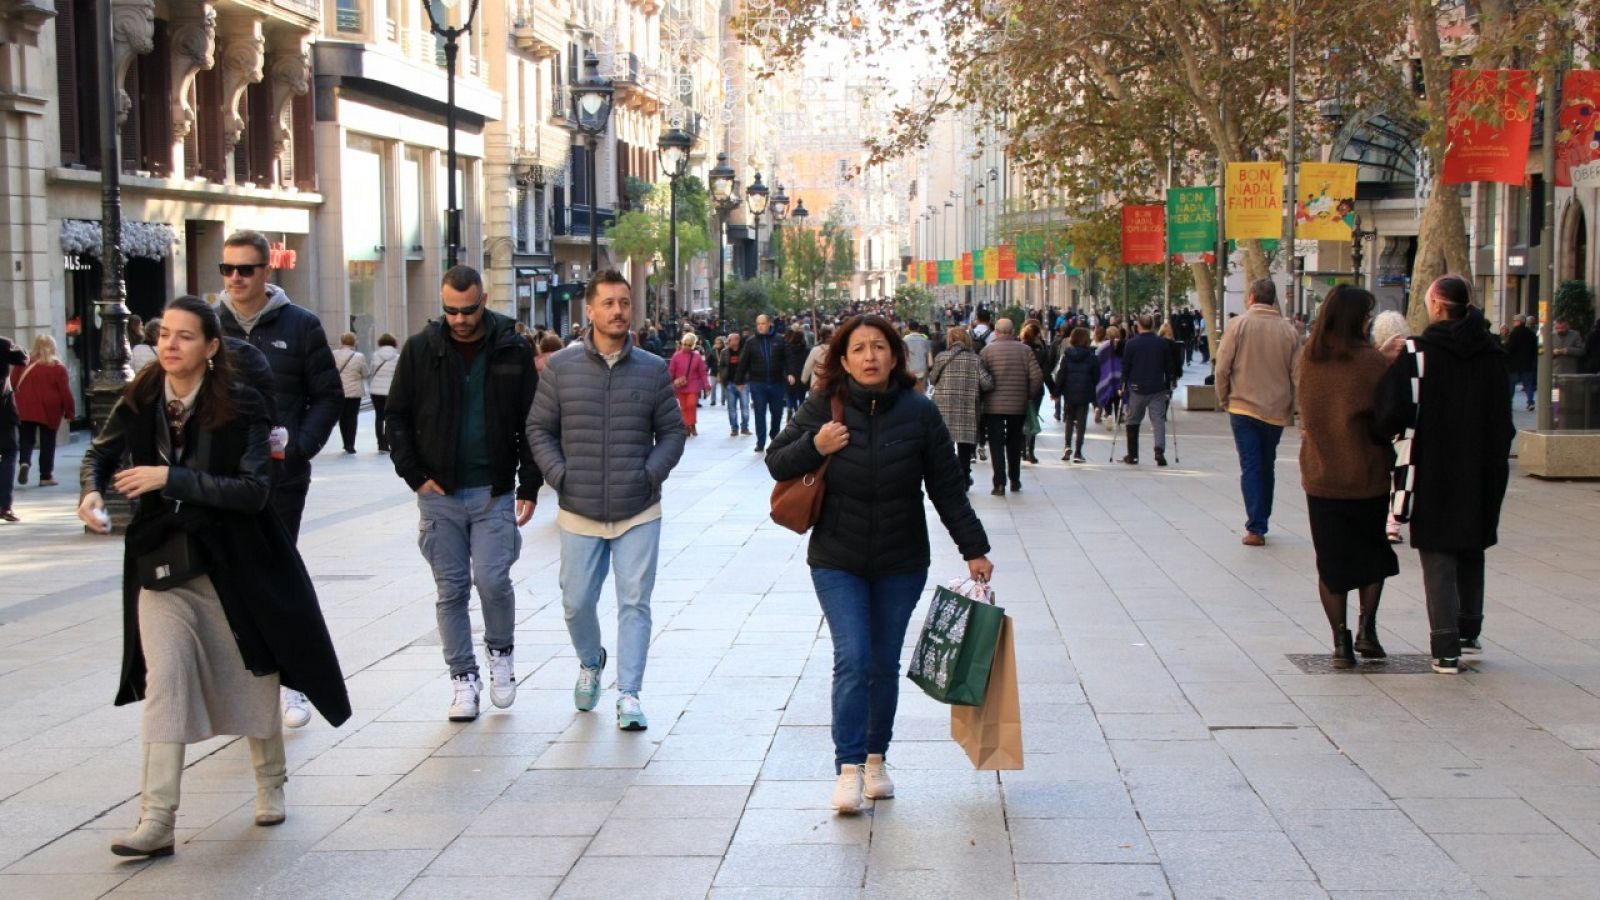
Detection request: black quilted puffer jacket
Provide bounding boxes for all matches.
[767,378,990,575]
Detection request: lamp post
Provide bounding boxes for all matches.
[657,127,693,329]
[422,0,483,269]
[1350,213,1377,281]
[769,181,790,278]
[90,0,132,525]
[571,52,614,283]
[709,152,740,328]
[790,198,811,322]
[745,171,769,283]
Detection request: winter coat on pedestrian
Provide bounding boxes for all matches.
[1095,340,1123,411]
[669,348,710,395]
[927,344,994,445]
[1502,323,1537,373]
[1215,303,1303,426]
[1296,343,1393,499]
[801,343,828,387]
[1373,307,1514,552]
[979,335,1043,415]
[766,377,990,576]
[1052,345,1100,407]
[525,330,687,523]
[218,284,343,476]
[10,359,73,429]
[367,345,400,396]
[1121,332,1177,395]
[735,332,789,385]
[82,377,350,726]
[1551,328,1585,377]
[384,310,542,501]
[1024,337,1052,397]
[332,347,369,399]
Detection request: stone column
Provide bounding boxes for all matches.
[167,3,215,179]
[267,36,310,189]
[217,16,263,184]
[0,0,55,342]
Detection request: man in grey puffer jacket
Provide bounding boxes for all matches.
[526,270,686,732]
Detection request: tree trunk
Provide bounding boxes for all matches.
[1407,185,1474,332]
[1191,261,1221,361]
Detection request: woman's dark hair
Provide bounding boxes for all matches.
[814,315,916,398]
[1430,274,1472,319]
[1069,326,1091,348]
[538,334,563,354]
[378,332,398,347]
[1306,284,1376,363]
[125,295,237,428]
[785,328,805,345]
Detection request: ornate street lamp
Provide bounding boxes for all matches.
[745,171,769,282]
[708,152,741,328]
[91,0,133,526]
[656,127,693,328]
[571,52,614,281]
[422,0,483,268]
[789,198,811,321]
[768,182,790,277]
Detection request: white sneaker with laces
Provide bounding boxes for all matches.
[487,647,516,709]
[281,688,312,729]
[832,764,864,813]
[448,673,481,721]
[863,753,894,799]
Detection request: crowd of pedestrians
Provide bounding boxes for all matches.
[0,239,1532,849]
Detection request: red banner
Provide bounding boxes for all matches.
[924,260,937,284]
[1556,71,1600,187]
[960,252,974,284]
[1443,69,1535,185]
[1120,205,1166,265]
[997,244,1017,280]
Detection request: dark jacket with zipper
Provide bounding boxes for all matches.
[766,378,990,576]
[1373,307,1514,552]
[735,331,789,385]
[217,285,342,483]
[1053,345,1100,406]
[81,378,351,726]
[384,310,541,501]
[1122,331,1178,394]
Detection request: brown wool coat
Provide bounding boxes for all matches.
[1296,343,1392,499]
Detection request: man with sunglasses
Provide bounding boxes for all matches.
[217,230,342,731]
[384,265,541,721]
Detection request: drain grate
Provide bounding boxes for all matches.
[1285,653,1452,675]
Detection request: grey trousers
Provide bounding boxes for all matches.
[1125,390,1170,452]
[1418,549,1485,659]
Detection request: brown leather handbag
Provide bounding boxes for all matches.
[769,393,845,534]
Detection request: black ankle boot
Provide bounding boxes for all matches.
[1332,627,1357,668]
[1354,620,1386,658]
[1121,426,1140,464]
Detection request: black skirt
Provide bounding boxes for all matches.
[1306,495,1400,593]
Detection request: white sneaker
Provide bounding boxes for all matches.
[863,753,894,799]
[487,647,516,709]
[832,764,864,814]
[281,689,312,729]
[448,673,481,721]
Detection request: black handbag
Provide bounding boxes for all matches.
[136,529,210,591]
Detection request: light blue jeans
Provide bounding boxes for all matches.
[559,517,661,694]
[417,487,521,678]
[725,383,749,432]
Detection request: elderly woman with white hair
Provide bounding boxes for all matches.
[668,332,710,436]
[1370,310,1410,544]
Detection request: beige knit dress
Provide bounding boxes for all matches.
[138,379,280,744]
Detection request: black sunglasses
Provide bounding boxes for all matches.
[442,302,482,317]
[218,263,263,277]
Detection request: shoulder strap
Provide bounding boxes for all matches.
[830,393,844,424]
[12,362,38,393]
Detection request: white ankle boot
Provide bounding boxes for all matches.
[863,754,894,799]
[111,742,184,857]
[832,764,864,813]
[248,734,287,826]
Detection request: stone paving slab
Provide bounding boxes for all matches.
[2,379,1599,898]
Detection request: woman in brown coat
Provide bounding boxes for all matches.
[1297,285,1399,667]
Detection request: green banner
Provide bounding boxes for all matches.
[973,248,987,282]
[1015,234,1043,273]
[937,259,954,285]
[1167,187,1218,254]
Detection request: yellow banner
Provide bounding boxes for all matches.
[1225,162,1284,241]
[982,247,999,284]
[1294,162,1358,241]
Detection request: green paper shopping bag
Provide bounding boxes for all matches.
[906,578,1004,706]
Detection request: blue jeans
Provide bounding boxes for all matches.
[417,487,521,677]
[748,382,785,447]
[1510,370,1535,407]
[725,383,749,432]
[559,517,661,695]
[811,567,929,770]
[1229,413,1284,537]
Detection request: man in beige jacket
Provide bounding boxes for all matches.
[1215,278,1303,546]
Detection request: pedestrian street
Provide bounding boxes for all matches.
[2,393,1599,900]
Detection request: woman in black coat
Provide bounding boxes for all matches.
[783,327,809,422]
[1052,326,1100,462]
[767,315,993,814]
[78,296,349,858]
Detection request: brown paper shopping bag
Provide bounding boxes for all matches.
[950,614,1023,770]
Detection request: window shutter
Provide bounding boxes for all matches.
[292,90,316,191]
[121,54,142,174]
[137,20,172,176]
[55,0,79,163]
[247,79,274,187]
[196,66,225,181]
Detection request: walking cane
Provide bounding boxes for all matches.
[1107,402,1119,462]
[1168,391,1180,464]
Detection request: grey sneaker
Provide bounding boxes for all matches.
[574,648,607,712]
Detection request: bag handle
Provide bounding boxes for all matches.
[945,576,995,604]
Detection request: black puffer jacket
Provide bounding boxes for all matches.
[385,311,542,501]
[1053,345,1100,406]
[217,285,342,481]
[767,378,990,576]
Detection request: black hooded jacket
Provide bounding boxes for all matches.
[1374,307,1514,552]
[766,377,990,575]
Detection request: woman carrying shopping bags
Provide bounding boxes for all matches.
[767,315,993,814]
[77,296,349,859]
[669,332,710,436]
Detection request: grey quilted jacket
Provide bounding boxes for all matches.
[525,330,687,522]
